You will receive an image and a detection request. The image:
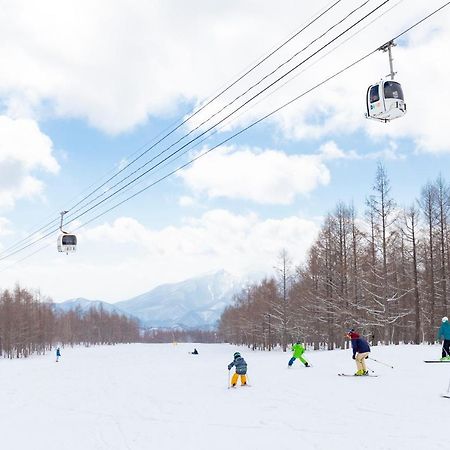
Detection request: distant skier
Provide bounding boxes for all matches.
[346,329,370,376]
[190,348,199,355]
[288,342,310,368]
[437,316,450,360]
[227,352,247,387]
[56,347,61,363]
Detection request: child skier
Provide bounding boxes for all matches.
[347,329,370,375]
[437,316,450,360]
[56,347,61,363]
[227,352,247,387]
[288,342,310,367]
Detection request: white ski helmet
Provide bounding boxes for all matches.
[442,316,448,322]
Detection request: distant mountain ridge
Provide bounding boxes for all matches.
[54,298,133,318]
[59,270,251,329]
[116,270,247,329]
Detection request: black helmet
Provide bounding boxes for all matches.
[233,352,241,359]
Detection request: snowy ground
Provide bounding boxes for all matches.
[0,343,448,450]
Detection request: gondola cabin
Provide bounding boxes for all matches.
[57,233,77,254]
[365,80,406,122]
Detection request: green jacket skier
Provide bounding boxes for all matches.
[288,342,309,367]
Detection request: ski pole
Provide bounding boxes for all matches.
[227,369,231,388]
[369,357,394,369]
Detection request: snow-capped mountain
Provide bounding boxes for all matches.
[115,270,249,329]
[58,271,254,329]
[55,298,132,318]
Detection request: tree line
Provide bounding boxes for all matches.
[0,286,140,358]
[218,164,450,351]
[142,328,220,343]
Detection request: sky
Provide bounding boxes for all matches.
[0,0,450,302]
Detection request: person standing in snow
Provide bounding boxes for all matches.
[346,330,370,376]
[227,352,247,387]
[437,316,450,360]
[56,347,61,363]
[190,348,199,355]
[288,342,310,368]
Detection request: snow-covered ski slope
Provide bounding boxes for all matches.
[0,343,448,450]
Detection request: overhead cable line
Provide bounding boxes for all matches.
[57,0,345,214]
[59,0,379,226]
[0,0,393,263]
[235,0,405,119]
[0,0,344,258]
[44,0,450,236]
[143,0,406,179]
[2,0,449,265]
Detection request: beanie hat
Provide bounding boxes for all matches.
[347,330,360,339]
[443,317,449,323]
[233,352,241,359]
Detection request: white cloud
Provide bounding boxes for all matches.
[0,217,12,238]
[364,140,406,161]
[183,2,450,153]
[0,0,448,153]
[0,0,313,134]
[177,140,409,204]
[178,145,333,204]
[319,139,404,161]
[178,196,196,207]
[1,211,319,301]
[319,141,350,160]
[0,116,59,208]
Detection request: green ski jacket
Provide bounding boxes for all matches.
[291,343,305,358]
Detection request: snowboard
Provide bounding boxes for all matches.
[338,373,378,377]
[424,360,450,363]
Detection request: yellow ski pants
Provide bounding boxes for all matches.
[231,373,247,386]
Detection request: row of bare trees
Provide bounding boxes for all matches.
[142,328,220,343]
[0,286,140,358]
[218,164,450,350]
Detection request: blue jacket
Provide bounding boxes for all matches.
[228,356,247,374]
[351,337,370,357]
[437,321,450,340]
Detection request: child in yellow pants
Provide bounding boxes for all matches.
[228,352,248,387]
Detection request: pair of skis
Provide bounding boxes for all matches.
[338,373,378,377]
